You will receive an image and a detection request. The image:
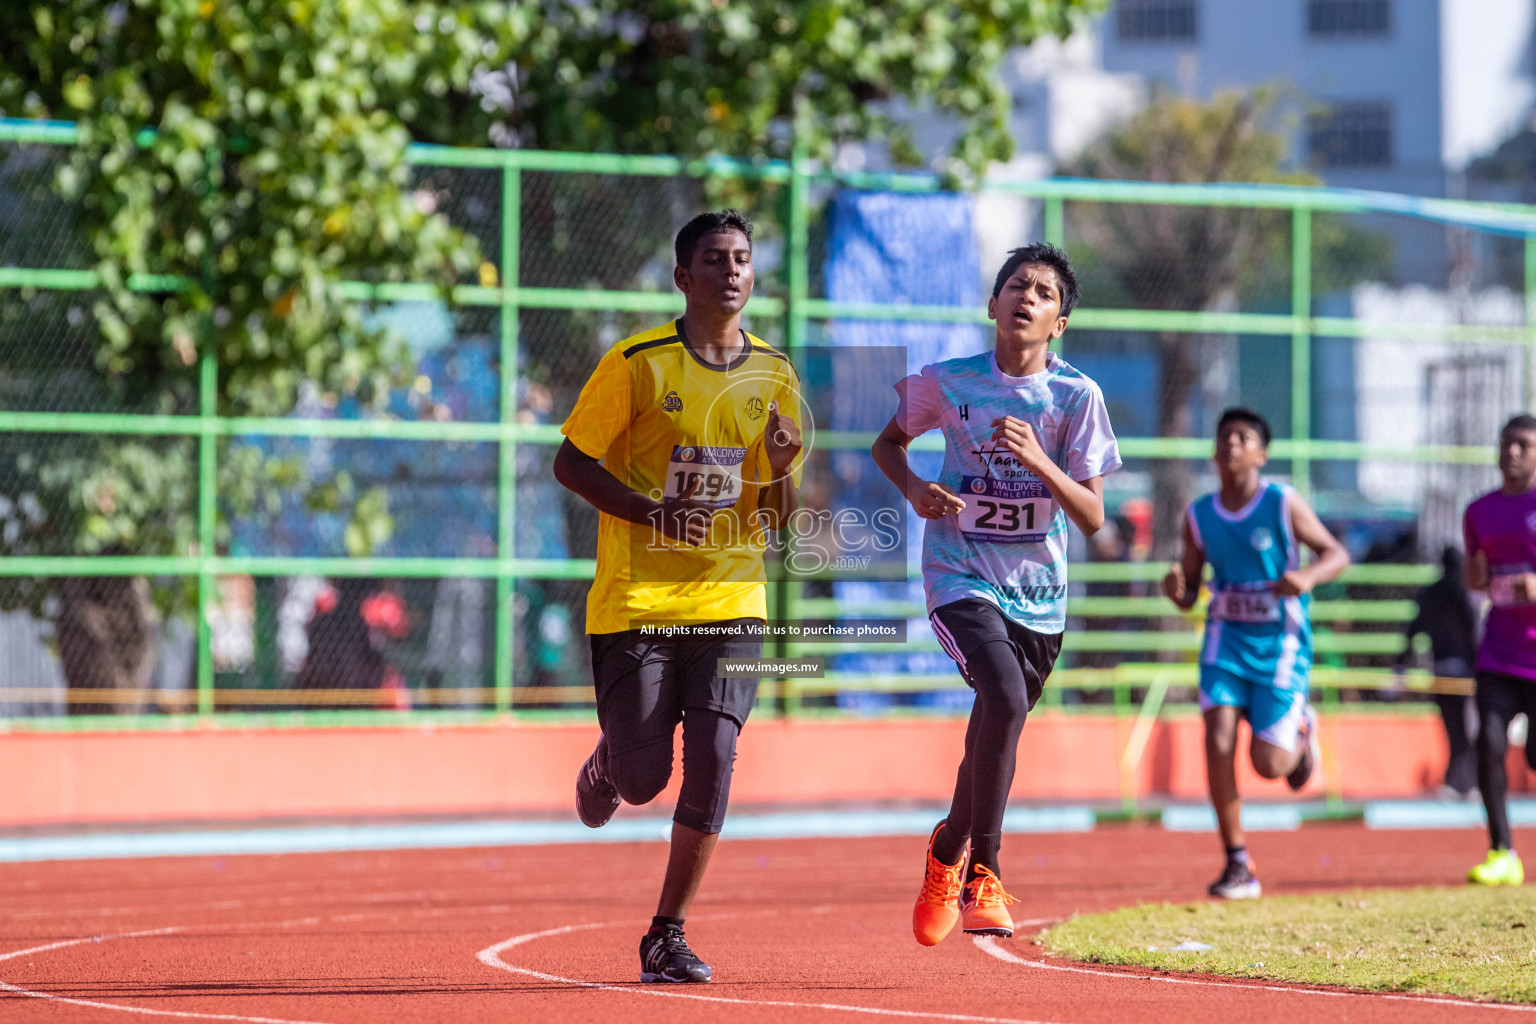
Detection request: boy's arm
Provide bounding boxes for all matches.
[755,401,801,529]
[1162,513,1206,610]
[1276,493,1350,597]
[989,416,1104,534]
[553,439,711,546]
[871,417,966,518]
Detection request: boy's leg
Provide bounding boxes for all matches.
[638,620,760,982]
[926,600,1060,940]
[658,707,743,918]
[1248,688,1314,783]
[1470,672,1525,886]
[1200,666,1260,899]
[1475,672,1518,853]
[1203,705,1244,850]
[931,600,1057,880]
[580,631,680,827]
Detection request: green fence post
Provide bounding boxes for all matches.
[1043,196,1064,248]
[1045,196,1065,356]
[494,161,521,715]
[1291,206,1312,500]
[773,138,810,717]
[196,352,217,715]
[1114,680,1134,816]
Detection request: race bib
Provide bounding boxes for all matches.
[1489,566,1533,607]
[1209,588,1281,623]
[665,445,747,509]
[956,476,1053,544]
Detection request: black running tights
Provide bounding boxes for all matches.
[1476,671,1536,851]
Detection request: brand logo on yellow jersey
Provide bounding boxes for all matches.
[662,390,683,412]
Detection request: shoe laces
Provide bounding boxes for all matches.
[962,865,1016,909]
[652,927,694,957]
[1219,859,1254,886]
[919,851,964,904]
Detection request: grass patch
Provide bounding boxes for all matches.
[1040,887,1536,1004]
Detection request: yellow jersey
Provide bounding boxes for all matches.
[562,319,804,634]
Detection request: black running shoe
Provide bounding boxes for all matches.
[639,925,712,983]
[1208,859,1262,900]
[575,735,619,828]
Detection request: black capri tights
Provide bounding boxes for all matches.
[590,622,761,835]
[607,708,741,835]
[931,599,1062,842]
[1475,671,1536,852]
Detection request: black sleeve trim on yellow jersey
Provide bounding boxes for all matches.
[750,345,790,363]
[623,337,683,360]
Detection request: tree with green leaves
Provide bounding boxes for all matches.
[0,0,1102,706]
[1059,89,1390,558]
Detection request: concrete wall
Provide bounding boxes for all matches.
[2,711,1523,828]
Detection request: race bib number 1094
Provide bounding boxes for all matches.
[956,476,1053,544]
[664,445,747,509]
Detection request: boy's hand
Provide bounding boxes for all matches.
[1273,569,1313,597]
[1515,572,1536,603]
[906,480,966,519]
[763,401,802,474]
[990,416,1049,473]
[1162,562,1187,605]
[660,474,713,546]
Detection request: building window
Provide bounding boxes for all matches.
[1116,0,1198,43]
[1308,102,1393,168]
[1308,0,1390,37]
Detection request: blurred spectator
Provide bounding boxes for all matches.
[293,578,411,709]
[1396,546,1478,799]
[425,571,487,706]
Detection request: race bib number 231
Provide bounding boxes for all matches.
[956,476,1053,544]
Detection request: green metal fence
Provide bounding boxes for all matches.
[1,117,1533,731]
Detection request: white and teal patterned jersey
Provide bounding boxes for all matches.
[896,351,1121,633]
[1189,481,1312,686]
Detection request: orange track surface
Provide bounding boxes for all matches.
[1,823,1531,1023]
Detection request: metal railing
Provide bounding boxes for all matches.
[0,117,1529,735]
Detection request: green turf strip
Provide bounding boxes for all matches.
[1040,887,1536,1004]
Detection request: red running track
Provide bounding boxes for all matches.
[1,822,1531,1023]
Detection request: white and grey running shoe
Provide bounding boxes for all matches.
[1208,859,1262,900]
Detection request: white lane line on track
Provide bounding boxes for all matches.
[0,922,335,1024]
[478,921,1071,1024]
[974,936,1536,1013]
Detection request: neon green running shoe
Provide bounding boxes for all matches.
[1468,849,1524,886]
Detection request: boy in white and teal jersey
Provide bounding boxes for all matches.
[1163,408,1349,900]
[873,244,1121,946]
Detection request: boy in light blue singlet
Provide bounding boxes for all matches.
[1163,408,1349,899]
[872,243,1121,945]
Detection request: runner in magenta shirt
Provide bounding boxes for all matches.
[1462,414,1536,886]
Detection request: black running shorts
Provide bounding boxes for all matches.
[589,618,763,740]
[929,597,1062,711]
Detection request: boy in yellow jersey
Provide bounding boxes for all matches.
[553,210,803,984]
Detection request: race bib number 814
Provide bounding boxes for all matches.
[957,476,1053,544]
[664,445,747,509]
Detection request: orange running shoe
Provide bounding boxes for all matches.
[959,864,1017,937]
[912,821,966,946]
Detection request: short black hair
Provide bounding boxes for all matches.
[1217,407,1272,448]
[991,242,1078,316]
[675,209,753,268]
[1502,414,1536,436]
